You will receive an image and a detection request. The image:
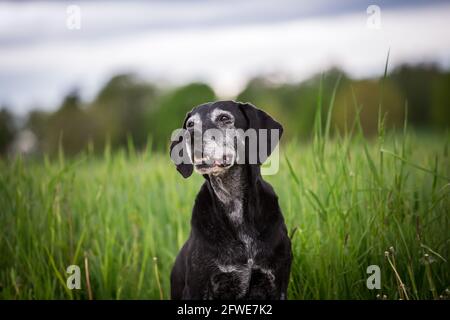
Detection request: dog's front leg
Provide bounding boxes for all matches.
[182,261,214,300]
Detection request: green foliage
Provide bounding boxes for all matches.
[237,70,349,140]
[90,74,158,149]
[0,130,448,299]
[1,65,449,298]
[2,64,449,157]
[430,72,450,128]
[21,77,216,156]
[147,83,216,150]
[0,108,16,155]
[391,64,448,128]
[333,79,405,135]
[42,91,96,156]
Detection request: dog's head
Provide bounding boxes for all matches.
[169,101,283,178]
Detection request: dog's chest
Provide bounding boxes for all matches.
[213,249,276,299]
[213,217,275,299]
[219,198,256,258]
[208,173,276,298]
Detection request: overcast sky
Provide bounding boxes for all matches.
[1,0,450,114]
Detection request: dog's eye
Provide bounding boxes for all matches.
[218,114,231,122]
[186,121,194,128]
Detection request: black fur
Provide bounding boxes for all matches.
[169,101,292,300]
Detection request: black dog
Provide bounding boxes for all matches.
[169,100,292,300]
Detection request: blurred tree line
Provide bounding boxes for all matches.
[0,64,449,156]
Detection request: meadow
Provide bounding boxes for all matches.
[0,118,449,300]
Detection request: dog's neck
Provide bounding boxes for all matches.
[208,165,248,224]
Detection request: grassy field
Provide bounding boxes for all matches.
[0,123,448,300]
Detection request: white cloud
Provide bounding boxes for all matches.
[1,1,450,114]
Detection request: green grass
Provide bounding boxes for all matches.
[0,125,448,299]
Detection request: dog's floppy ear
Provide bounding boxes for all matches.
[237,102,283,165]
[169,111,193,178]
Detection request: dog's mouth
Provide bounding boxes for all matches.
[193,155,233,173]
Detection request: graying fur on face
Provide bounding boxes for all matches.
[210,108,234,124]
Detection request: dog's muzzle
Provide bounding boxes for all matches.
[192,138,235,174]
